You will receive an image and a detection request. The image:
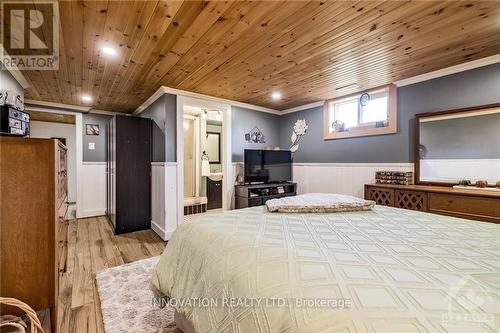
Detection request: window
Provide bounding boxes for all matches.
[323,84,397,140]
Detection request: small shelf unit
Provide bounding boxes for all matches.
[235,182,297,209]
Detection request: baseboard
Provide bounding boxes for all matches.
[164,230,175,240]
[151,220,166,240]
[79,208,106,218]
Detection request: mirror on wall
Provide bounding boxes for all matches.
[416,105,500,185]
[206,132,221,164]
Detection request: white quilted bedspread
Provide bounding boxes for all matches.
[151,205,500,333]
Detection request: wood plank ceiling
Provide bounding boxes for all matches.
[19,0,500,113]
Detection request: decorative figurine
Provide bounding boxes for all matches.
[475,180,488,188]
[458,179,472,186]
[332,120,345,132]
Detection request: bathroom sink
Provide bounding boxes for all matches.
[208,173,223,181]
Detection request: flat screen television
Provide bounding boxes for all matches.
[244,149,292,183]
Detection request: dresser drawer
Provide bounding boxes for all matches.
[429,193,500,223]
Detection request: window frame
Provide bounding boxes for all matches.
[323,84,397,140]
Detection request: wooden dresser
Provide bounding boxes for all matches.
[0,137,68,332]
[365,183,500,223]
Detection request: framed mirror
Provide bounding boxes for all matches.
[415,104,500,186]
[206,132,221,164]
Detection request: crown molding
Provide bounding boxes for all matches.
[24,105,81,116]
[394,53,500,87]
[279,54,500,115]
[89,109,122,116]
[133,86,281,116]
[279,101,325,115]
[25,53,500,117]
[25,99,91,112]
[25,100,124,116]
[131,87,165,116]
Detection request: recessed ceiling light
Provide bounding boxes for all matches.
[101,45,118,57]
[271,92,281,100]
[81,94,93,103]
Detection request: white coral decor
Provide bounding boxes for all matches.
[289,119,308,153]
[293,119,308,135]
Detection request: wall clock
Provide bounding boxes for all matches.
[359,92,370,106]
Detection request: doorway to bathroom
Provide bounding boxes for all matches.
[182,104,225,217]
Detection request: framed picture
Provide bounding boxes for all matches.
[86,124,99,135]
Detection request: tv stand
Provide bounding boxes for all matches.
[235,182,297,209]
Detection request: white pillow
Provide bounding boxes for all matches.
[266,193,375,213]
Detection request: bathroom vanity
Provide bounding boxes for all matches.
[207,177,223,210]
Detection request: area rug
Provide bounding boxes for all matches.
[95,256,180,333]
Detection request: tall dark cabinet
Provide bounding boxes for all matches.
[106,115,151,234]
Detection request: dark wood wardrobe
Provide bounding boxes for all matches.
[106,115,151,234]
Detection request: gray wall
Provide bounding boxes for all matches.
[140,96,166,162]
[420,113,500,159]
[165,94,177,162]
[140,93,177,162]
[231,106,281,162]
[83,113,112,162]
[279,63,500,163]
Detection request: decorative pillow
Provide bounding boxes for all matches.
[266,193,375,213]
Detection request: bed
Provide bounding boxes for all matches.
[151,205,500,332]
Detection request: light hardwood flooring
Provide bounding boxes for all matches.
[47,216,166,332]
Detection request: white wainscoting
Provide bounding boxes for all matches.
[420,159,500,184]
[80,162,107,218]
[292,163,414,198]
[151,162,178,240]
[151,163,165,239]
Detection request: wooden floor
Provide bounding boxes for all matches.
[50,216,166,333]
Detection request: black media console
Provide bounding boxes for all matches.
[234,182,297,209]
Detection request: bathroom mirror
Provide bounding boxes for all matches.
[416,104,500,185]
[206,132,221,164]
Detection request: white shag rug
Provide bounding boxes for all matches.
[95,256,180,333]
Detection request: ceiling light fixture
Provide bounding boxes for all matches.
[81,94,93,103]
[101,45,118,57]
[271,92,281,100]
